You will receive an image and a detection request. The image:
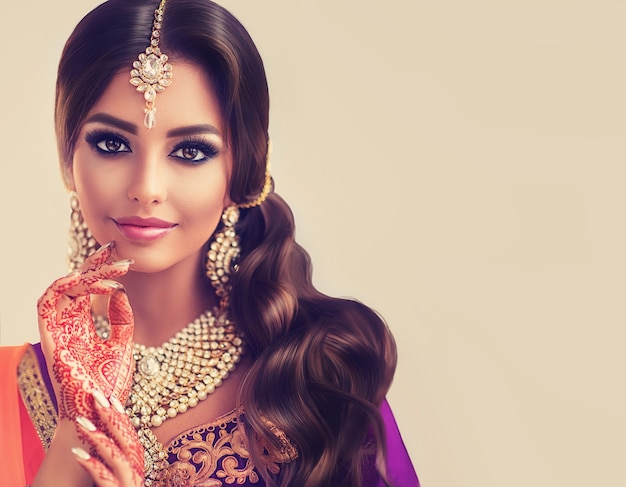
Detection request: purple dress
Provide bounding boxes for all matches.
[20,343,419,486]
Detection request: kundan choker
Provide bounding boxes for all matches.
[93,308,244,485]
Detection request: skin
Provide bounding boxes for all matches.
[72,61,232,346]
[34,247,138,487]
[33,62,250,487]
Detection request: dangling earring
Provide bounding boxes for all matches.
[205,139,273,308]
[68,192,98,272]
[206,206,241,310]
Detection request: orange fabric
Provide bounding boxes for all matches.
[20,385,46,484]
[0,344,29,487]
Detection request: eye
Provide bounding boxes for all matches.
[85,131,131,155]
[98,138,128,153]
[169,139,219,165]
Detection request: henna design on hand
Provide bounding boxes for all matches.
[75,395,145,486]
[72,445,118,487]
[37,245,135,422]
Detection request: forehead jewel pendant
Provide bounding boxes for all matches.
[129,0,173,129]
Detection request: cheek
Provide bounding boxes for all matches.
[73,149,108,197]
[71,151,120,234]
[183,172,230,230]
[73,144,133,201]
[174,165,231,251]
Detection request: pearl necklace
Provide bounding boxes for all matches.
[93,307,244,485]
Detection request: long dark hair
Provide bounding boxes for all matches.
[56,1,397,485]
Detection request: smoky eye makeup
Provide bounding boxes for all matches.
[82,127,221,165]
[168,136,220,165]
[84,129,132,155]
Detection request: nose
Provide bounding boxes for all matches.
[126,152,168,206]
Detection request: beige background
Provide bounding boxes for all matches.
[1,1,625,485]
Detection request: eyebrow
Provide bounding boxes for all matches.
[83,113,138,134]
[83,113,222,139]
[166,124,222,138]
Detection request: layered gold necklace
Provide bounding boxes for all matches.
[93,307,244,485]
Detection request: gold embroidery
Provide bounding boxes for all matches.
[259,416,299,464]
[159,410,295,486]
[17,346,57,450]
[162,414,258,486]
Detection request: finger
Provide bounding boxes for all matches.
[81,241,114,272]
[78,259,134,288]
[107,290,134,342]
[37,272,82,323]
[106,290,135,400]
[62,281,121,302]
[84,279,124,296]
[64,260,133,298]
[76,412,143,486]
[71,446,119,487]
[97,396,144,478]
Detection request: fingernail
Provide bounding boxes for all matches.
[93,390,111,408]
[95,242,112,253]
[76,416,97,432]
[110,396,126,414]
[101,280,122,289]
[71,446,91,460]
[112,259,135,266]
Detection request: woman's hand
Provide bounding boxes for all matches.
[72,394,144,487]
[37,243,135,423]
[33,243,144,485]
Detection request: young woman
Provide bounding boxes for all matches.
[1,0,418,485]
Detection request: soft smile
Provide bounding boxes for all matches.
[113,216,177,242]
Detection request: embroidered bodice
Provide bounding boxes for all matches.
[152,410,278,486]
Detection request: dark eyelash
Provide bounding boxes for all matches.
[84,130,131,154]
[170,137,219,161]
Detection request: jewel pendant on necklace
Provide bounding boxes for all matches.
[139,354,160,376]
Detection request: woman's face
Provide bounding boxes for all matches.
[71,61,232,273]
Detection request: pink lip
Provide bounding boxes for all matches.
[113,216,176,242]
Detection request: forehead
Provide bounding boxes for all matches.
[85,61,223,134]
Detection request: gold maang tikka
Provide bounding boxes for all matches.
[130,0,173,129]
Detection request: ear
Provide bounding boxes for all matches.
[222,155,234,208]
[222,193,234,209]
[64,160,76,191]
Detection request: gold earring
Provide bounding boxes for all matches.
[206,206,240,310]
[68,192,97,272]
